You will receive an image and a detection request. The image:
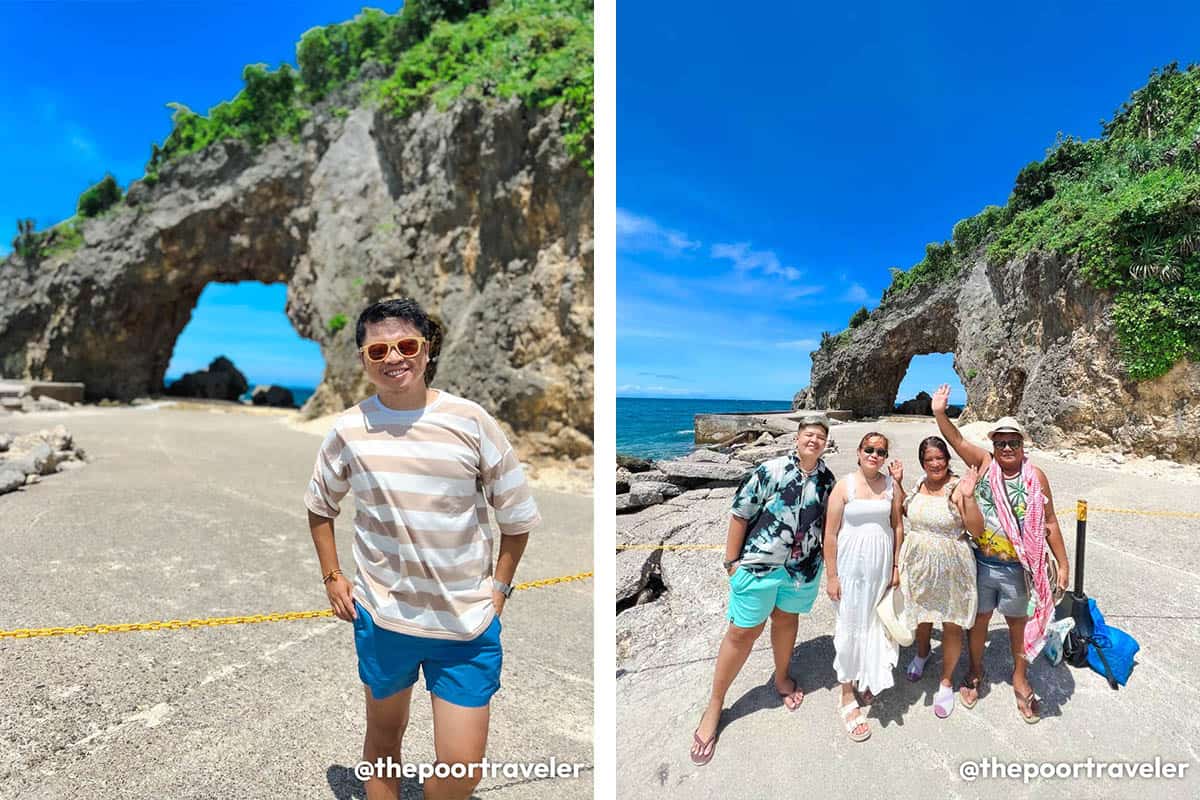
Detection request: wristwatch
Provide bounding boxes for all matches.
[493,578,514,598]
[723,558,739,571]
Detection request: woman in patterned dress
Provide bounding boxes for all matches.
[892,437,985,719]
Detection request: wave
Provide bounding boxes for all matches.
[676,429,694,434]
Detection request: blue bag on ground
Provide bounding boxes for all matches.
[1085,598,1139,686]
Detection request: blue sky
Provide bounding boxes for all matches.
[0,1,392,386]
[617,1,1200,403]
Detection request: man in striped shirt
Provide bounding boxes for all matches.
[305,298,540,800]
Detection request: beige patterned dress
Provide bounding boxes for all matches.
[897,478,977,629]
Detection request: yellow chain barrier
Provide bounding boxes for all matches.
[0,571,593,640]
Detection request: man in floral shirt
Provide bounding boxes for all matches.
[690,414,836,765]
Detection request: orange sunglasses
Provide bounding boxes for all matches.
[359,337,427,362]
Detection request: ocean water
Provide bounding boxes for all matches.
[164,378,315,408]
[617,397,792,461]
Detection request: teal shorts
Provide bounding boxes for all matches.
[727,564,822,628]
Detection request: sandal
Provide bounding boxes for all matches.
[690,727,718,765]
[933,684,955,719]
[838,700,871,742]
[905,654,929,682]
[776,677,805,711]
[959,669,984,710]
[1015,688,1042,724]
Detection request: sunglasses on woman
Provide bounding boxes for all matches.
[359,337,427,362]
[862,446,888,457]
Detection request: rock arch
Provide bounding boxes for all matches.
[802,251,1200,460]
[0,98,594,457]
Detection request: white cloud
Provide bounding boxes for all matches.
[617,384,694,396]
[616,208,700,256]
[842,283,871,303]
[711,242,803,281]
[776,339,819,350]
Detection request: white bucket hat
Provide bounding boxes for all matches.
[988,416,1027,441]
[875,586,914,646]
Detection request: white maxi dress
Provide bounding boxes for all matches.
[832,472,899,695]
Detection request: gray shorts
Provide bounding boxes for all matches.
[976,560,1029,617]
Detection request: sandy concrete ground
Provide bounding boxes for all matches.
[0,404,593,800]
[616,417,1200,800]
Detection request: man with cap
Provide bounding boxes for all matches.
[932,385,1070,723]
[689,413,837,765]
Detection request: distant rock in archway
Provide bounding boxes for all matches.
[165,356,248,401]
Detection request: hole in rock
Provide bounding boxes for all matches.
[165,281,324,405]
[616,549,667,614]
[893,353,966,417]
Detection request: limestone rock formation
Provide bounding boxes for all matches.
[251,384,296,407]
[895,391,933,415]
[166,357,248,401]
[804,251,1200,460]
[0,92,593,458]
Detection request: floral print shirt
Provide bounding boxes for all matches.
[973,474,1026,565]
[730,455,836,583]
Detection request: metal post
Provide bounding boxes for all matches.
[1075,500,1087,596]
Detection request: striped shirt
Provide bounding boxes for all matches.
[303,390,541,640]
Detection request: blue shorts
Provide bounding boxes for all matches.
[976,560,1029,618]
[727,564,822,628]
[352,600,503,707]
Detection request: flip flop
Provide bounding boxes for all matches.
[1015,688,1042,724]
[690,728,718,765]
[959,670,984,710]
[776,679,805,711]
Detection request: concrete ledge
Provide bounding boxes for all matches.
[0,380,85,404]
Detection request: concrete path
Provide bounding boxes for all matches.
[616,418,1200,799]
[0,404,593,799]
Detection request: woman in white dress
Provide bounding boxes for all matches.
[823,432,903,742]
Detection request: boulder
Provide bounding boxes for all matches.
[654,459,753,487]
[616,454,656,473]
[166,357,248,401]
[895,391,933,415]
[0,467,25,493]
[251,384,296,407]
[628,480,684,508]
[683,449,730,464]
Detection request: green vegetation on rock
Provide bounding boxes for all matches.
[77,174,122,218]
[11,217,85,261]
[848,306,869,328]
[146,0,593,178]
[6,0,593,266]
[877,62,1200,381]
[376,0,594,173]
[327,313,349,334]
